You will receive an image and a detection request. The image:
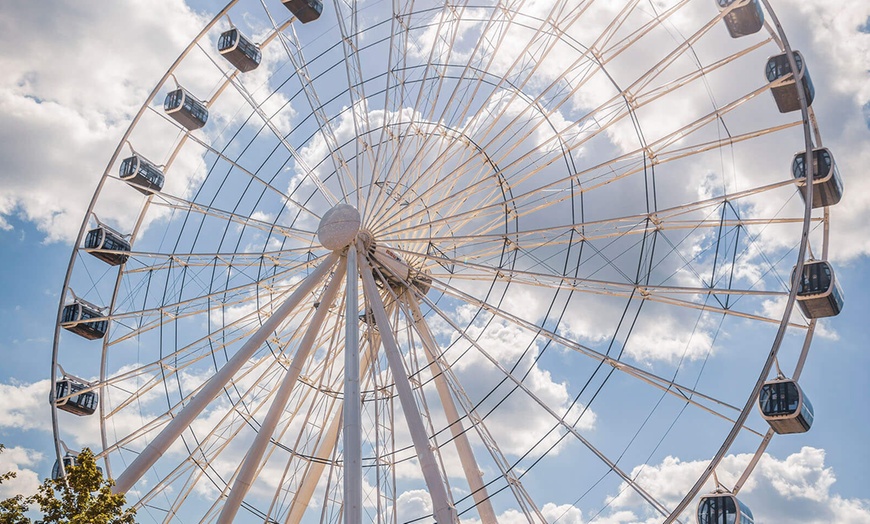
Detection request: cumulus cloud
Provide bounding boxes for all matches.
[0,380,52,432]
[0,0,210,241]
[602,447,870,523]
[3,0,868,521]
[398,487,585,524]
[434,312,596,458]
[459,502,585,524]
[0,445,43,500]
[774,0,870,261]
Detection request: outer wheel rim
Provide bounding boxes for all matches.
[49,1,829,522]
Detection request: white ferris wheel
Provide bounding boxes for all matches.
[49,0,845,522]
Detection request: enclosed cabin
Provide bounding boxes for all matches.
[793,260,844,319]
[717,0,764,38]
[54,379,98,416]
[697,493,754,524]
[51,453,102,481]
[83,226,130,266]
[164,87,208,130]
[765,51,814,113]
[60,299,108,340]
[218,28,261,73]
[120,154,165,194]
[792,148,844,209]
[283,0,323,23]
[759,378,813,434]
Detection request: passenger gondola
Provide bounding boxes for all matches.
[164,87,209,130]
[60,299,108,340]
[697,492,754,524]
[759,378,813,434]
[792,148,844,209]
[717,0,764,38]
[119,154,165,194]
[283,0,323,23]
[793,260,844,319]
[51,453,103,480]
[218,28,261,72]
[54,379,98,416]
[765,51,814,113]
[83,226,131,266]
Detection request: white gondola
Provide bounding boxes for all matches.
[119,154,165,194]
[218,28,261,72]
[83,226,131,266]
[792,148,844,209]
[793,260,844,319]
[766,51,815,113]
[164,87,208,130]
[697,492,754,524]
[60,299,108,340]
[759,378,813,434]
[717,0,764,38]
[51,453,102,480]
[54,378,98,416]
[283,0,323,23]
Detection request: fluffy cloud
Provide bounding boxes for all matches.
[459,502,584,524]
[774,0,870,261]
[400,488,584,524]
[0,0,209,240]
[0,380,52,432]
[603,447,870,523]
[0,445,43,500]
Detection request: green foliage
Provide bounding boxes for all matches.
[0,446,136,524]
[0,495,29,524]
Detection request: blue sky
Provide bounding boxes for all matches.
[1,0,870,523]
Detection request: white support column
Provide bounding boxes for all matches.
[216,258,348,524]
[359,260,457,524]
[286,322,385,524]
[343,245,363,524]
[113,252,338,494]
[406,296,497,524]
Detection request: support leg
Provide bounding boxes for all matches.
[359,258,457,524]
[343,246,362,524]
[405,296,497,524]
[113,252,338,494]
[285,318,386,524]
[216,258,347,523]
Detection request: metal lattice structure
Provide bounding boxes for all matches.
[50,0,840,522]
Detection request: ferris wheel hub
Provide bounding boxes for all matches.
[317,204,361,250]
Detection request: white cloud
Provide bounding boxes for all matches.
[440,315,596,458]
[775,0,870,261]
[396,489,435,524]
[0,380,52,432]
[459,502,584,524]
[0,0,211,242]
[603,447,870,524]
[0,445,43,500]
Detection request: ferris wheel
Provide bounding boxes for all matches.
[49,0,845,522]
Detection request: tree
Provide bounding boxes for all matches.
[0,446,136,524]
